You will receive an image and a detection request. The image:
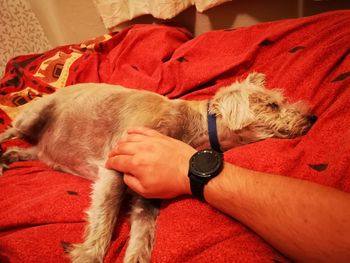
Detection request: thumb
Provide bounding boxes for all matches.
[123,173,147,196]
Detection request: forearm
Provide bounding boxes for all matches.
[205,163,350,262]
[106,128,350,261]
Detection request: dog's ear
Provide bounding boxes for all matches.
[210,86,253,130]
[245,72,266,88]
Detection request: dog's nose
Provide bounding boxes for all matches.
[307,115,318,124]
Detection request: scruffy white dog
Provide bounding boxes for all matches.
[0,72,316,263]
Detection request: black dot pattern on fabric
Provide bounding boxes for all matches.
[331,71,350,82]
[177,57,188,62]
[67,190,79,196]
[162,55,172,63]
[131,65,139,71]
[259,39,274,46]
[308,163,328,172]
[288,46,305,53]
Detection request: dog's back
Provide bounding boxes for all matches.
[3,83,191,179]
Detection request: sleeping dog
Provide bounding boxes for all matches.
[0,72,316,263]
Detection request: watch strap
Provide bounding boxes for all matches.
[189,174,207,201]
[188,149,224,202]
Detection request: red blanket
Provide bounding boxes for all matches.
[1,10,350,262]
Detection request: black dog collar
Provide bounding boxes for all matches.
[207,102,222,153]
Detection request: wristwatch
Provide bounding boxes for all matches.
[188,149,223,201]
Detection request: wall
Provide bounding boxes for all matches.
[112,0,300,36]
[29,0,350,47]
[0,0,52,76]
[28,0,107,47]
[112,0,350,35]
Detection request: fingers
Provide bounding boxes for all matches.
[109,127,165,157]
[105,154,132,173]
[108,139,150,158]
[108,135,142,157]
[123,173,146,196]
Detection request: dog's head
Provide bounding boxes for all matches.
[210,72,317,146]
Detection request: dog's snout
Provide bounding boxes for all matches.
[307,115,318,124]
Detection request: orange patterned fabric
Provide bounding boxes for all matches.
[1,10,350,263]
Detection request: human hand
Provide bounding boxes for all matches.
[105,127,196,199]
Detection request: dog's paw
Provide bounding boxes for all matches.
[61,241,101,263]
[124,254,148,263]
[0,150,10,176]
[124,248,151,263]
[0,163,9,176]
[0,150,18,176]
[1,149,21,165]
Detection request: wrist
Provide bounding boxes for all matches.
[203,163,243,214]
[187,149,224,201]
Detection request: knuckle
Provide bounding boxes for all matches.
[130,156,143,167]
[137,141,154,152]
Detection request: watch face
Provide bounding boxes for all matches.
[190,149,223,178]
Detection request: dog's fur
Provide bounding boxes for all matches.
[0,72,316,263]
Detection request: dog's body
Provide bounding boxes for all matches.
[0,73,316,263]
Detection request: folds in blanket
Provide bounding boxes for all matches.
[1,10,350,263]
[136,10,350,99]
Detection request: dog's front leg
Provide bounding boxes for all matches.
[66,167,126,263]
[0,146,39,175]
[124,196,160,263]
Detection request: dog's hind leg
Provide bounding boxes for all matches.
[66,167,126,263]
[11,96,54,143]
[124,196,160,263]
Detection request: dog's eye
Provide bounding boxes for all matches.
[267,102,279,111]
